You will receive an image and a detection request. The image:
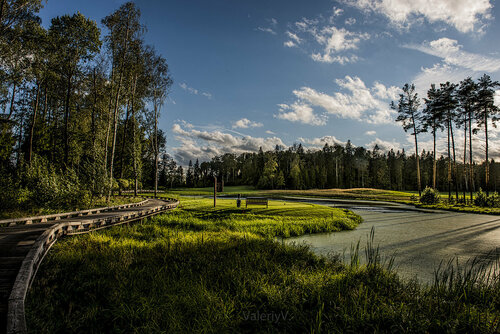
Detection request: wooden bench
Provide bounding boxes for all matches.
[246,197,268,208]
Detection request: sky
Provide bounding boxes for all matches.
[38,0,500,165]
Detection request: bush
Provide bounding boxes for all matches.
[488,192,500,207]
[23,155,90,209]
[420,187,440,205]
[474,188,489,207]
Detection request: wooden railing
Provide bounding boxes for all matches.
[0,200,149,227]
[6,197,179,334]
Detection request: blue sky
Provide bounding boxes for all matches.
[39,0,500,164]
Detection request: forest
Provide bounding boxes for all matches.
[1,1,499,213]
[0,1,172,211]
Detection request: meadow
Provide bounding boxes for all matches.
[26,198,500,333]
[156,186,500,215]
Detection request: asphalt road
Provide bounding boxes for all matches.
[285,199,500,284]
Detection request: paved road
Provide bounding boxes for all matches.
[0,198,170,333]
[285,199,500,284]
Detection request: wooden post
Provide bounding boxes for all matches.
[214,176,217,207]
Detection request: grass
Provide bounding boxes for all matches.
[26,198,500,333]
[155,186,416,202]
[159,187,500,215]
[0,196,144,220]
[416,202,500,214]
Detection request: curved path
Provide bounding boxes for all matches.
[284,197,500,284]
[0,198,178,334]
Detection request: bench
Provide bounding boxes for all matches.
[246,197,268,208]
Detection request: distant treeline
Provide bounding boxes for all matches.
[159,142,499,195]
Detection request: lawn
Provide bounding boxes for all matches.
[26,198,500,333]
[150,187,417,202]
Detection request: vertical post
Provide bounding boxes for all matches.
[214,176,217,207]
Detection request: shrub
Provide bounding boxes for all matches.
[487,192,500,208]
[420,187,440,205]
[23,155,89,209]
[474,188,489,207]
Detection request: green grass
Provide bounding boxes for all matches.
[416,202,500,214]
[154,186,416,201]
[168,198,361,238]
[26,198,500,333]
[0,196,144,220]
[158,187,500,215]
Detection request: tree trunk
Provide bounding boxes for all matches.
[91,68,97,149]
[107,22,130,201]
[412,118,421,196]
[64,74,72,167]
[450,122,458,201]
[485,112,489,196]
[7,82,16,120]
[118,93,131,179]
[130,75,138,197]
[463,115,468,201]
[104,50,116,179]
[469,111,474,201]
[432,126,437,189]
[107,69,124,200]
[0,0,5,24]
[154,104,159,197]
[447,121,451,200]
[28,82,41,165]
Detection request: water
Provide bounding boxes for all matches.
[284,205,500,284]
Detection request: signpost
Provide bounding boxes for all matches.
[214,176,217,207]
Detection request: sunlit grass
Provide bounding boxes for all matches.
[26,198,500,333]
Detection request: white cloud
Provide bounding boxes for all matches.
[365,130,376,136]
[265,130,276,135]
[257,27,276,35]
[309,26,370,64]
[299,135,346,148]
[288,15,369,64]
[346,0,493,33]
[171,123,286,164]
[332,7,344,17]
[278,76,400,125]
[406,38,500,72]
[232,118,263,129]
[366,137,402,152]
[412,63,474,96]
[345,17,356,25]
[179,83,212,99]
[276,102,327,126]
[286,31,302,44]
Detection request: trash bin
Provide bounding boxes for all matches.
[236,194,241,208]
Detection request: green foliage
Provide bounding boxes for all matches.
[26,199,500,333]
[474,188,500,208]
[22,155,90,209]
[474,188,489,207]
[420,186,440,204]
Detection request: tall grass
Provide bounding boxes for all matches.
[26,199,500,333]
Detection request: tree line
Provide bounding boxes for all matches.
[0,1,172,210]
[158,141,498,197]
